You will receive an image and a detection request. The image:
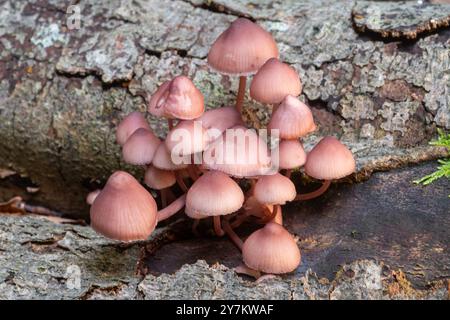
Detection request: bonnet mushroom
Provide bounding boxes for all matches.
[90,171,158,241]
[242,222,301,274]
[122,128,161,165]
[144,165,176,208]
[148,76,204,128]
[186,171,244,237]
[297,136,356,200]
[275,139,307,177]
[268,95,316,139]
[208,18,278,112]
[250,58,302,108]
[116,111,151,146]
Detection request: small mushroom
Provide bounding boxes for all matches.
[152,142,189,192]
[144,165,176,208]
[274,139,307,177]
[254,173,296,206]
[90,171,158,242]
[116,112,150,146]
[203,126,272,178]
[165,120,208,157]
[86,189,101,205]
[186,171,244,237]
[297,136,355,200]
[250,58,302,107]
[122,128,161,165]
[268,95,316,139]
[198,106,245,144]
[148,76,204,121]
[242,222,301,274]
[208,18,278,112]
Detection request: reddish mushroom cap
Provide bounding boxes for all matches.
[253,173,296,205]
[304,136,356,180]
[116,112,150,146]
[86,189,101,205]
[242,222,301,274]
[152,142,189,171]
[203,126,272,177]
[148,76,204,120]
[90,171,157,241]
[250,58,302,104]
[268,95,316,139]
[148,80,171,118]
[144,165,176,190]
[166,120,208,157]
[207,18,278,76]
[185,171,244,218]
[275,139,307,170]
[198,106,245,144]
[122,128,160,165]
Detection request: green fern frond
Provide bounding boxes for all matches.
[414,129,450,197]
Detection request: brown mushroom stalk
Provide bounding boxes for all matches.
[235,76,247,113]
[295,180,331,201]
[175,172,189,192]
[157,194,187,222]
[222,219,244,250]
[213,215,225,237]
[168,119,174,130]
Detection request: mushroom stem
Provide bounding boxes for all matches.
[222,219,243,251]
[187,164,199,181]
[21,203,64,217]
[161,188,168,208]
[295,180,331,201]
[261,204,279,223]
[235,264,261,279]
[168,119,174,130]
[175,172,189,192]
[213,215,225,237]
[157,194,186,222]
[192,219,201,236]
[231,212,248,228]
[284,169,292,179]
[235,76,246,113]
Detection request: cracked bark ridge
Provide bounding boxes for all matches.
[0,215,447,300]
[353,1,450,39]
[0,0,449,216]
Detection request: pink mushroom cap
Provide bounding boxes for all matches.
[268,95,316,139]
[116,112,150,146]
[207,18,278,76]
[250,58,302,104]
[304,136,356,180]
[144,165,176,190]
[90,171,157,242]
[242,222,301,274]
[122,128,160,165]
[148,76,204,120]
[185,171,244,218]
[253,173,296,205]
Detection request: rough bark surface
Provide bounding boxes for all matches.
[0,214,447,300]
[0,0,449,216]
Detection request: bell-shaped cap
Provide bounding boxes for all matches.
[268,95,316,139]
[250,58,302,104]
[207,18,278,76]
[144,165,176,190]
[242,222,301,274]
[148,76,204,120]
[166,120,208,156]
[199,106,245,144]
[152,142,189,171]
[186,171,244,218]
[275,139,307,170]
[122,128,160,165]
[203,126,272,178]
[116,112,150,146]
[254,173,296,205]
[304,136,356,180]
[90,171,157,241]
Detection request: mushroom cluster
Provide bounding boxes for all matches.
[88,18,356,279]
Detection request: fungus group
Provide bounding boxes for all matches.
[88,18,356,279]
